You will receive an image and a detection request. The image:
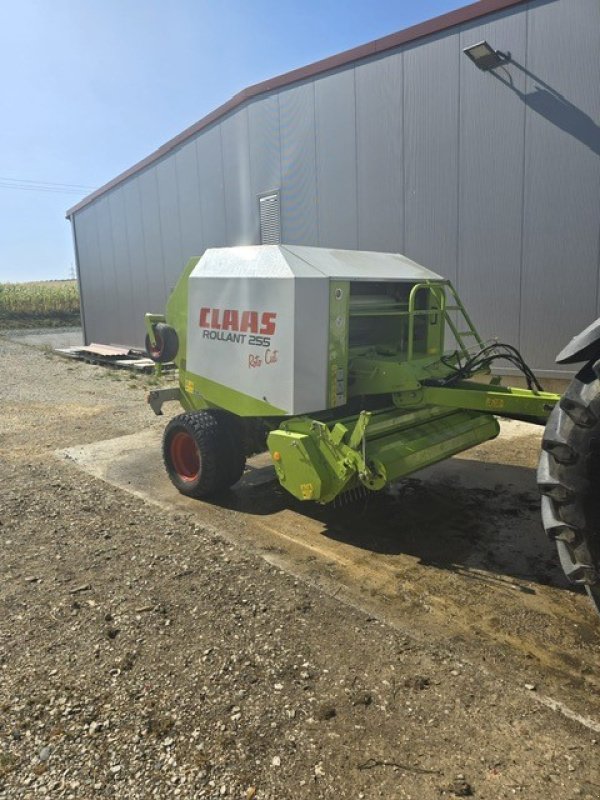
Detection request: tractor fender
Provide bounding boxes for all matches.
[556,317,600,365]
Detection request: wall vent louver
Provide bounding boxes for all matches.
[259,191,281,244]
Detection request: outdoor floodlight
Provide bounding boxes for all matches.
[463,40,510,70]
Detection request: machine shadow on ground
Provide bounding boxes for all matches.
[216,455,572,596]
[61,428,575,600]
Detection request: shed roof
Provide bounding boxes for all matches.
[66,0,527,218]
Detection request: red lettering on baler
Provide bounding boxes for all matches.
[222,309,239,331]
[260,312,277,336]
[240,311,259,334]
[198,307,278,335]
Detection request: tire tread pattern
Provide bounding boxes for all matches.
[206,409,246,486]
[162,410,246,497]
[537,361,600,601]
[163,411,225,497]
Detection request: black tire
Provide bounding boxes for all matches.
[163,410,244,498]
[145,323,179,363]
[208,409,246,487]
[537,359,600,613]
[240,417,271,457]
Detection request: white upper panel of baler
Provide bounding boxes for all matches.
[192,245,443,282]
[282,245,443,282]
[186,245,443,416]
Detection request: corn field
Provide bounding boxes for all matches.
[0,280,80,328]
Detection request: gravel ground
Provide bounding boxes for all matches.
[1,333,599,799]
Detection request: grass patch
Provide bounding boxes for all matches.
[0,280,80,329]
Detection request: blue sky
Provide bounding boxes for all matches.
[0,0,459,282]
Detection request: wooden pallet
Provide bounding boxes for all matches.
[54,344,176,373]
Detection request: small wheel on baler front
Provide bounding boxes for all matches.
[163,410,245,498]
[537,359,600,614]
[146,323,179,363]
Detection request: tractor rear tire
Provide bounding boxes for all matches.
[537,359,600,613]
[163,410,245,498]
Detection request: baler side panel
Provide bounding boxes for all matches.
[186,275,295,414]
[292,277,330,414]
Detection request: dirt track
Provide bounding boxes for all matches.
[1,331,599,799]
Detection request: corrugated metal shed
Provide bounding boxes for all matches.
[68,0,600,376]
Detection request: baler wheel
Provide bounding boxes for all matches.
[537,359,600,614]
[163,410,244,498]
[145,323,179,363]
[207,409,246,487]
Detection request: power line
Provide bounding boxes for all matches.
[0,176,96,195]
[0,176,94,189]
[0,184,90,195]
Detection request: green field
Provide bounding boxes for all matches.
[0,280,81,329]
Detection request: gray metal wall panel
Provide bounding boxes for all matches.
[314,69,358,248]
[520,0,600,368]
[106,188,138,345]
[93,196,124,342]
[279,82,319,244]
[174,141,205,267]
[355,52,404,253]
[73,206,105,344]
[121,179,155,343]
[220,108,256,245]
[195,126,227,249]
[404,33,460,284]
[156,159,184,292]
[248,94,282,202]
[457,13,527,345]
[136,167,169,314]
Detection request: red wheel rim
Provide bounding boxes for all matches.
[170,431,200,481]
[149,332,163,358]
